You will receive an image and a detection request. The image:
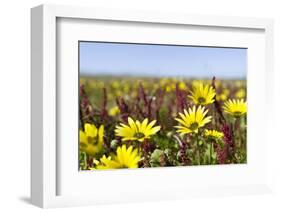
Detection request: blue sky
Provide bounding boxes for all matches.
[79,42,247,79]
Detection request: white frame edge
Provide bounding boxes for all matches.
[31,4,274,208]
[31,5,57,207]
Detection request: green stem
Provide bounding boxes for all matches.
[231,119,236,148]
[196,134,200,165]
[209,142,212,164]
[235,118,241,149]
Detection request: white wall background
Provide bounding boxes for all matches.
[0,0,280,212]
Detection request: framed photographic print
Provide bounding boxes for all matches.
[31,4,274,208]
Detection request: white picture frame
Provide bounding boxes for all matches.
[31,4,274,208]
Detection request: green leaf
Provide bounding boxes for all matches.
[150,149,164,167]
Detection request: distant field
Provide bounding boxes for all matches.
[80,76,246,109]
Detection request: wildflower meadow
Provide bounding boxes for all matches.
[79,76,247,170]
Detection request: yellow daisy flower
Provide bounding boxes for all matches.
[191,80,203,87]
[216,89,229,101]
[235,88,246,99]
[204,129,224,140]
[174,106,212,135]
[111,81,120,89]
[93,145,141,169]
[115,117,161,142]
[112,145,141,168]
[188,83,216,105]
[178,82,187,90]
[109,106,120,116]
[80,123,104,156]
[92,155,118,170]
[223,99,247,117]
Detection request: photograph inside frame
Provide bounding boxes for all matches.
[79,41,247,170]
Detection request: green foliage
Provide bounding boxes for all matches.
[202,143,217,165]
[150,149,165,167]
[79,152,87,170]
[151,134,177,150]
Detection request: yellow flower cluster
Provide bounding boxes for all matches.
[80,123,104,156]
[93,145,140,169]
[174,82,247,137]
[80,122,142,170]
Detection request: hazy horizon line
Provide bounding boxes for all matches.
[80,72,247,80]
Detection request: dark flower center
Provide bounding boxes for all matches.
[198,97,206,104]
[189,122,199,131]
[233,111,242,117]
[80,143,87,148]
[118,164,129,169]
[134,132,145,139]
[88,136,98,145]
